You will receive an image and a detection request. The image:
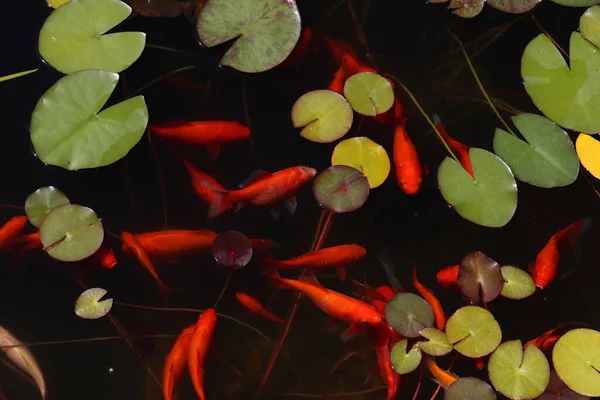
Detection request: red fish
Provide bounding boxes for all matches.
[235,293,284,324]
[413,268,446,330]
[436,265,460,290]
[182,159,232,213]
[323,35,359,66]
[433,114,473,178]
[394,117,423,194]
[91,244,118,269]
[374,324,400,400]
[426,356,459,389]
[163,324,195,400]
[188,309,217,400]
[0,216,28,248]
[373,97,403,127]
[279,27,313,68]
[0,232,41,253]
[525,322,575,350]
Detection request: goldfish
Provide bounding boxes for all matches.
[323,34,359,66]
[433,114,473,178]
[425,356,458,389]
[524,322,576,350]
[0,231,41,253]
[183,159,232,213]
[188,309,217,400]
[0,216,28,248]
[413,268,446,330]
[279,26,313,68]
[90,244,118,269]
[393,117,423,194]
[373,97,403,127]
[163,324,195,400]
[436,265,460,290]
[235,293,284,323]
[374,324,400,400]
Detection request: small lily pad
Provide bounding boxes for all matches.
[446,306,502,358]
[447,377,497,400]
[384,292,435,338]
[500,266,536,300]
[39,204,104,262]
[418,327,453,356]
[553,328,600,396]
[488,340,550,399]
[331,137,390,188]
[343,72,394,116]
[390,339,422,374]
[449,0,485,18]
[291,90,354,143]
[212,231,253,268]
[48,0,71,7]
[312,165,370,213]
[458,251,504,303]
[551,0,600,6]
[75,288,113,319]
[486,0,541,13]
[25,186,70,228]
[576,134,600,180]
[580,6,600,48]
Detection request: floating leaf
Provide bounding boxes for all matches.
[39,0,146,74]
[446,306,502,358]
[538,370,591,400]
[47,0,71,7]
[25,186,70,228]
[75,288,113,319]
[312,165,370,213]
[291,90,354,143]
[196,0,301,73]
[384,292,435,338]
[438,148,517,228]
[553,328,600,396]
[493,113,579,188]
[418,327,453,356]
[500,266,536,300]
[343,72,394,116]
[331,137,390,188]
[212,231,253,268]
[580,6,600,48]
[449,0,485,18]
[576,134,600,179]
[486,0,541,13]
[30,70,149,170]
[39,204,104,262]
[390,339,422,374]
[458,251,504,303]
[447,377,497,400]
[488,340,550,399]
[551,0,600,6]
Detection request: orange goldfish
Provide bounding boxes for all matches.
[374,324,400,400]
[433,114,473,178]
[188,309,217,400]
[436,265,460,290]
[182,159,232,213]
[0,231,41,253]
[0,216,28,248]
[426,356,458,389]
[235,293,284,323]
[413,268,446,330]
[394,117,423,194]
[90,244,118,269]
[524,322,576,350]
[163,324,195,400]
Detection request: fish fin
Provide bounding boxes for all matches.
[376,245,404,293]
[323,318,342,334]
[473,357,485,370]
[340,325,362,342]
[430,378,448,390]
[432,113,442,127]
[336,267,346,281]
[199,179,232,218]
[238,170,271,188]
[299,274,325,289]
[284,196,297,215]
[206,146,220,159]
[257,256,280,274]
[265,272,288,289]
[362,371,379,387]
[234,202,245,212]
[269,209,280,221]
[559,217,593,257]
[158,282,182,303]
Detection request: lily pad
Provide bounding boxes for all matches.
[521,32,600,134]
[438,148,517,228]
[291,90,354,143]
[551,0,600,6]
[312,165,370,213]
[196,0,301,73]
[576,134,600,179]
[30,70,149,170]
[493,113,579,188]
[500,266,536,300]
[39,204,104,262]
[343,72,394,116]
[212,231,253,268]
[39,0,146,74]
[25,186,71,228]
[488,340,550,399]
[553,328,600,396]
[331,137,390,189]
[75,288,113,319]
[390,339,422,374]
[446,306,502,358]
[48,0,71,7]
[418,327,453,356]
[580,6,600,48]
[538,371,591,400]
[449,0,485,18]
[458,251,504,303]
[447,377,497,400]
[384,292,435,338]
[486,0,541,13]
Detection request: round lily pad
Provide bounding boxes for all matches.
[552,0,600,6]
[538,371,591,400]
[580,6,600,49]
[488,340,550,399]
[312,165,370,213]
[39,204,104,262]
[390,339,422,374]
[553,328,600,396]
[446,306,502,358]
[486,0,541,13]
[447,377,497,400]
[331,137,391,189]
[343,72,394,116]
[500,266,536,300]
[384,292,435,338]
[39,0,146,74]
[75,288,113,319]
[196,0,301,73]
[30,70,149,170]
[449,0,485,18]
[458,251,504,303]
[291,90,354,143]
[212,231,253,268]
[25,186,70,228]
[418,327,453,356]
[48,0,71,7]
[576,134,600,180]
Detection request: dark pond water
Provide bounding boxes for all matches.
[1,0,599,399]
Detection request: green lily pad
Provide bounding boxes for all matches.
[38,0,146,74]
[447,377,497,400]
[312,165,370,213]
[486,0,541,13]
[39,204,104,262]
[25,186,71,228]
[539,370,591,400]
[500,266,536,300]
[581,6,600,49]
[449,0,485,17]
[458,251,504,303]
[196,0,301,73]
[331,137,391,189]
[75,288,113,319]
[522,32,600,134]
[343,72,394,116]
[384,292,435,338]
[418,327,453,356]
[446,306,502,358]
[30,70,149,170]
[488,340,550,399]
[493,113,579,188]
[390,339,422,374]
[553,328,600,396]
[551,0,600,6]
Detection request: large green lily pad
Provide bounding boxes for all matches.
[343,72,394,116]
[25,186,71,228]
[38,0,146,74]
[446,306,502,358]
[447,378,497,400]
[390,339,422,374]
[384,292,434,338]
[196,0,301,73]
[500,266,536,300]
[486,0,541,13]
[551,0,600,6]
[581,6,600,49]
[418,327,453,356]
[553,328,600,396]
[30,70,148,170]
[438,148,517,228]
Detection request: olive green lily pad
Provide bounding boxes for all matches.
[39,204,104,262]
[75,288,113,319]
[522,32,600,134]
[553,328,600,396]
[384,292,435,338]
[446,306,502,358]
[580,6,600,49]
[486,0,541,13]
[458,251,504,303]
[390,339,422,374]
[196,0,301,73]
[30,70,149,170]
[312,165,370,213]
[500,266,536,300]
[25,186,71,228]
[438,148,517,228]
[38,0,146,74]
[343,72,394,116]
[418,327,453,356]
[488,340,550,399]
[447,377,497,400]
[551,0,600,6]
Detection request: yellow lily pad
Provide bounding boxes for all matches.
[47,0,70,8]
[553,328,600,396]
[331,137,391,188]
[576,133,600,180]
[446,306,502,358]
[500,266,536,300]
[343,72,394,116]
[418,327,453,356]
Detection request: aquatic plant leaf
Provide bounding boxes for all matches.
[30,70,148,170]
[212,231,253,268]
[447,377,497,400]
[486,0,541,12]
[438,148,517,228]
[521,32,600,134]
[390,339,422,374]
[312,165,370,213]
[488,340,550,399]
[39,204,104,262]
[551,0,600,6]
[25,186,70,228]
[384,292,435,338]
[458,251,504,303]
[0,69,39,83]
[47,0,71,8]
[331,137,390,189]
[196,0,301,73]
[38,0,146,74]
[75,288,113,319]
[493,113,579,188]
[553,328,600,396]
[576,134,600,179]
[500,266,536,300]
[580,6,600,48]
[343,72,394,116]
[292,90,354,143]
[127,0,183,17]
[538,371,591,400]
[446,306,502,358]
[418,327,453,356]
[449,0,485,17]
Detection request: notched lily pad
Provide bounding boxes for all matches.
[25,186,70,228]
[75,288,113,319]
[447,377,497,400]
[538,370,591,400]
[390,339,422,374]
[313,165,370,213]
[458,251,504,303]
[552,0,600,6]
[486,0,541,13]
[384,292,435,338]
[446,306,502,358]
[343,72,394,116]
[418,327,453,356]
[449,0,485,18]
[331,137,390,189]
[553,328,600,396]
[580,5,600,49]
[576,134,600,180]
[212,231,253,269]
[500,265,536,300]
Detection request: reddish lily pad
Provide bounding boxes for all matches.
[312,165,370,213]
[449,0,485,18]
[486,0,541,13]
[212,231,253,268]
[458,251,504,303]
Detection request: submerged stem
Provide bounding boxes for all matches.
[0,334,178,350]
[127,65,206,98]
[213,269,233,309]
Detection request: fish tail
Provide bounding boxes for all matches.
[158,281,181,303]
[199,179,233,218]
[559,218,592,258]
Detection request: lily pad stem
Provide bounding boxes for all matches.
[0,68,38,83]
[530,15,568,59]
